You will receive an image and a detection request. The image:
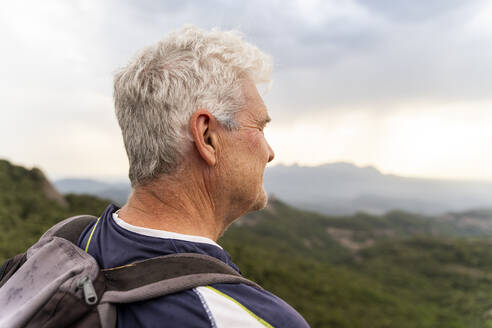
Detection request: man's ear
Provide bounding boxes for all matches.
[190,109,218,166]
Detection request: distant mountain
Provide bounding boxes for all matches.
[54,178,131,205]
[264,162,492,215]
[0,159,67,208]
[54,162,492,215]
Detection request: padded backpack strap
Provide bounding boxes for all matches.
[41,215,98,244]
[100,253,262,304]
[0,253,27,288]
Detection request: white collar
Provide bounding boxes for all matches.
[112,212,222,249]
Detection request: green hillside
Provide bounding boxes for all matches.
[219,199,492,327]
[2,159,492,327]
[0,159,110,259]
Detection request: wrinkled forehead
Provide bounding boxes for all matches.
[240,79,270,121]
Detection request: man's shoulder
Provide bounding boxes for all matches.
[117,282,309,328]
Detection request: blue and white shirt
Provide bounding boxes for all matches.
[78,204,310,328]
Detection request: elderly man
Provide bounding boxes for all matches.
[78,26,310,327]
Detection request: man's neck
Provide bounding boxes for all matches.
[117,174,224,241]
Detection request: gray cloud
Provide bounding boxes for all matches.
[356,0,476,22]
[104,0,492,114]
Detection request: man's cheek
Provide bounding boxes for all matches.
[245,131,262,152]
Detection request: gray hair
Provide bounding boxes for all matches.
[114,25,272,187]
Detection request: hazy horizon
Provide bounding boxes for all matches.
[3,157,489,184]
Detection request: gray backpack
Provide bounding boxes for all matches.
[0,215,260,328]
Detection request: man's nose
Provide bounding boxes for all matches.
[267,142,275,163]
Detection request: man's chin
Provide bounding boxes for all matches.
[250,189,268,212]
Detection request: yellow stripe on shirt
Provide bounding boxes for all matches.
[84,217,101,252]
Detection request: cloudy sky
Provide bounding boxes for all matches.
[1,0,492,181]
